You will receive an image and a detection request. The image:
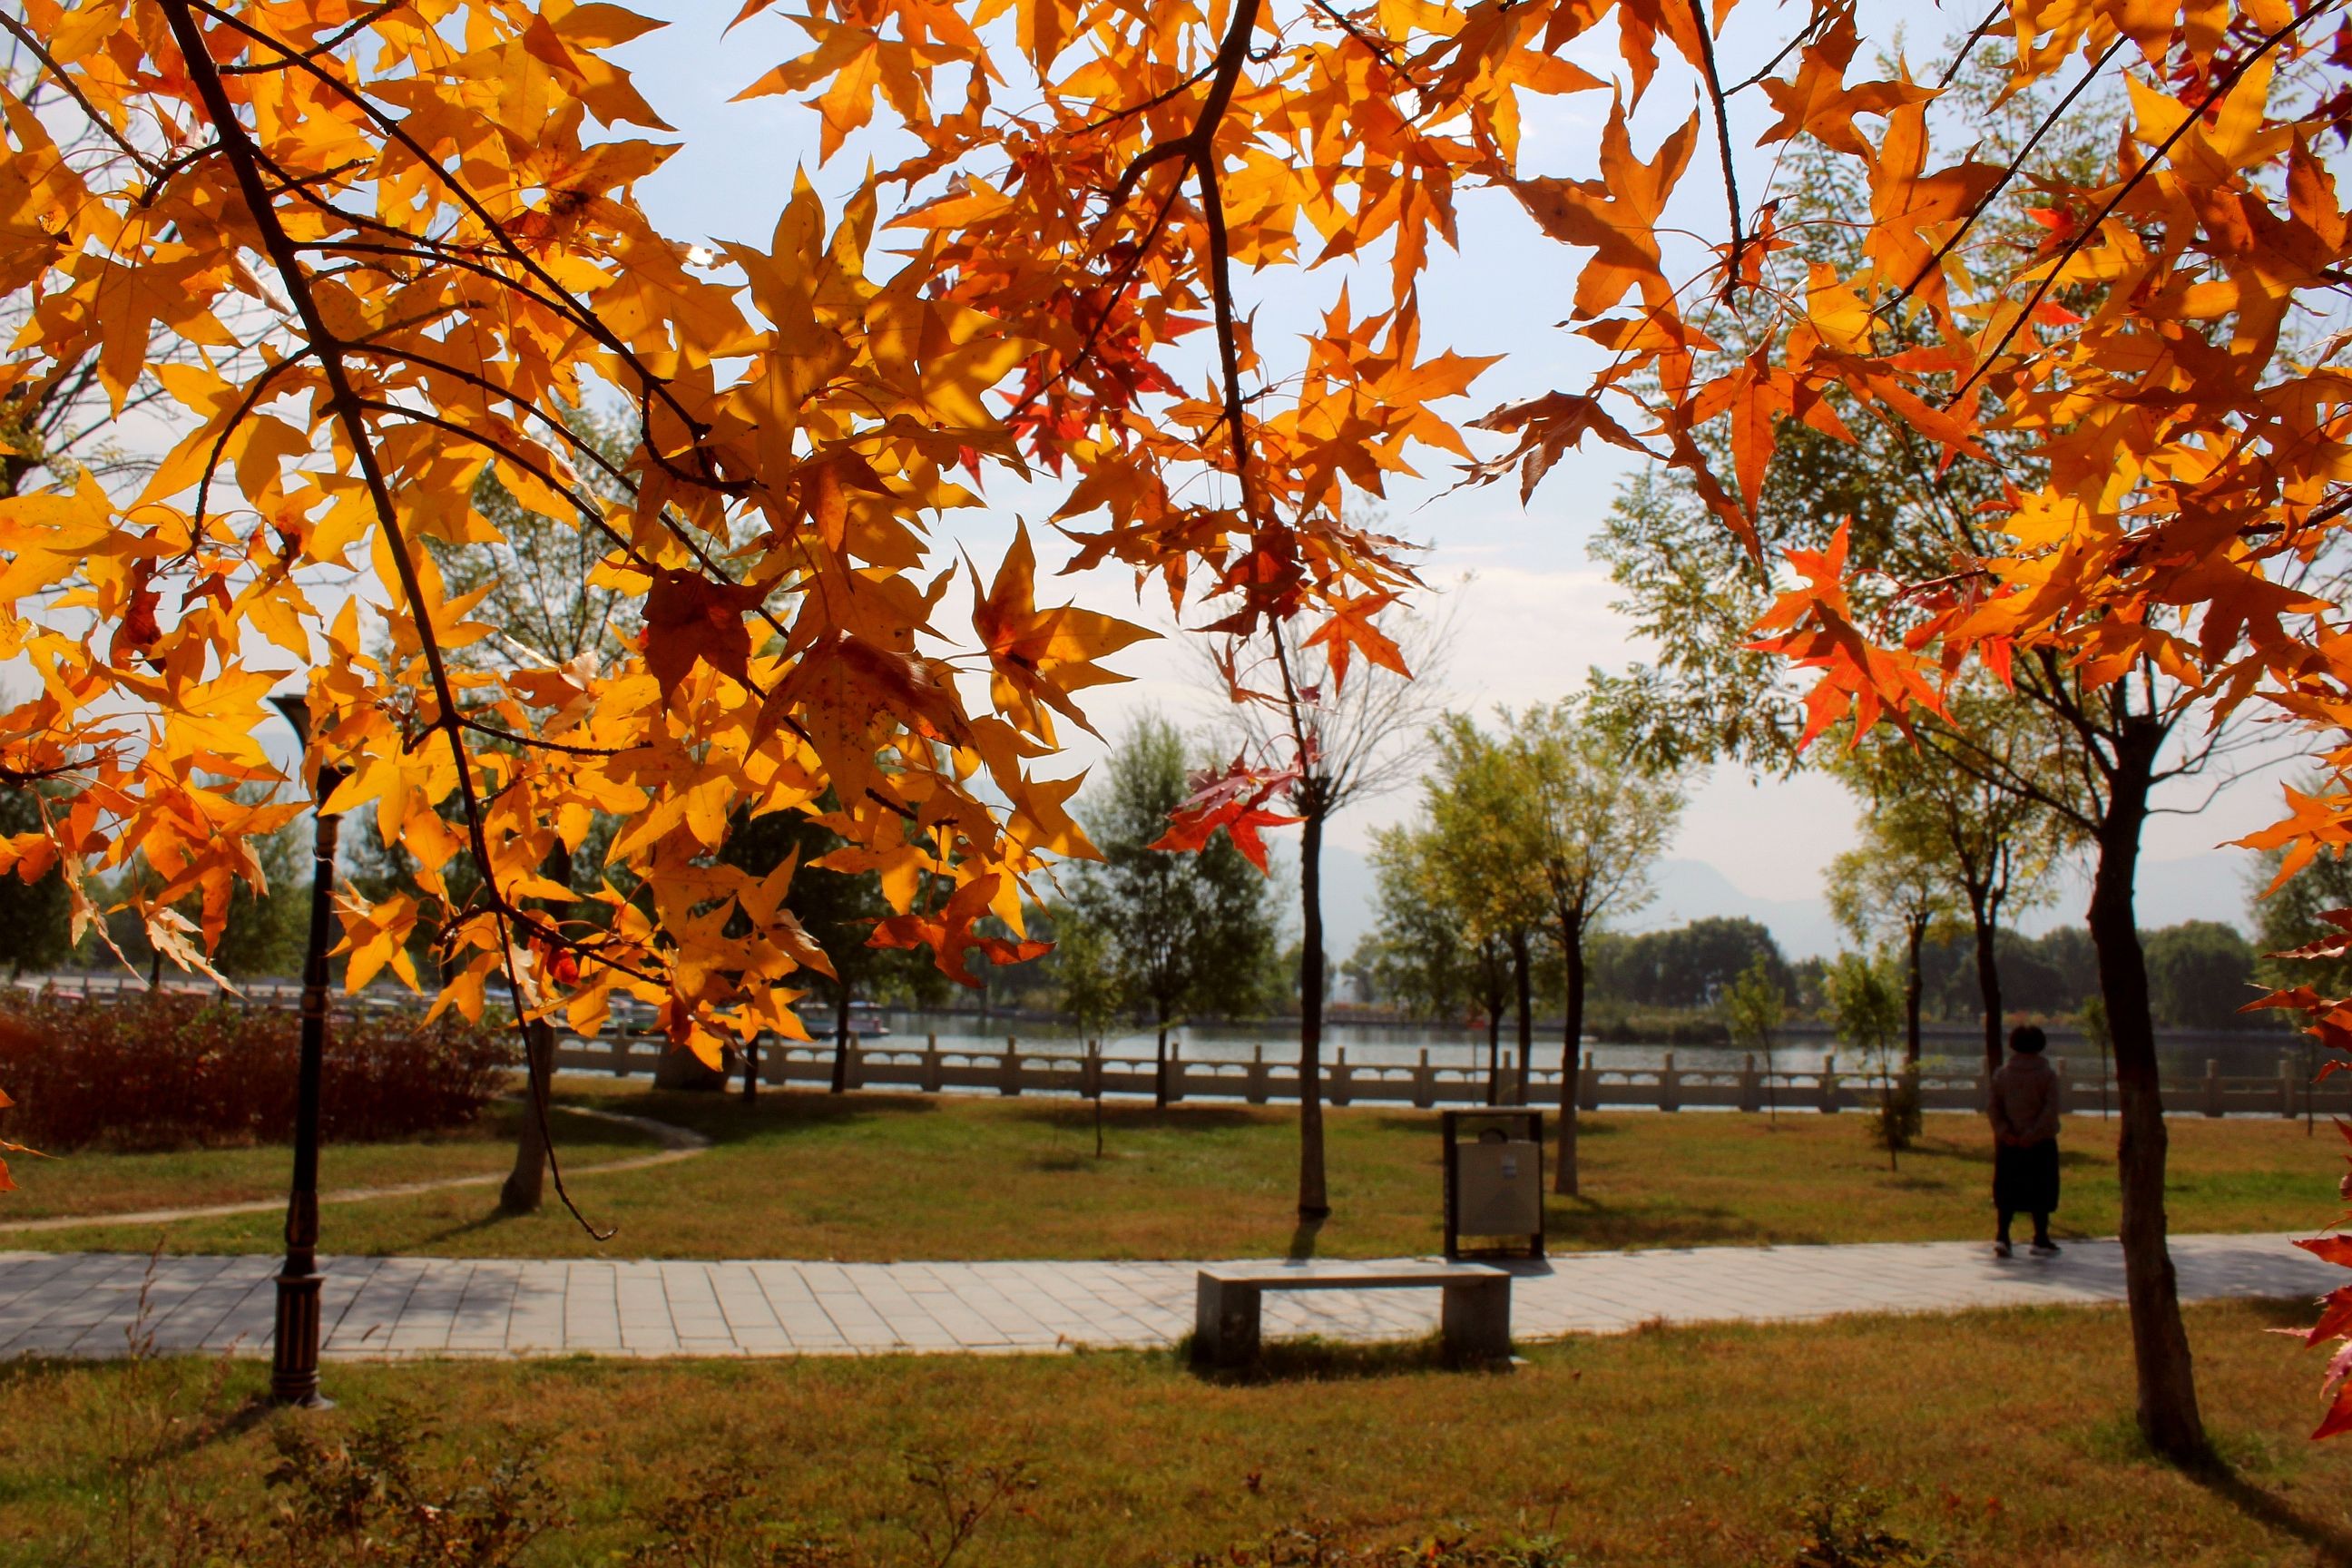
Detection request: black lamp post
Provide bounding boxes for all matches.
[269,693,348,1409]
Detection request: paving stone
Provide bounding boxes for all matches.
[0,1234,2336,1364]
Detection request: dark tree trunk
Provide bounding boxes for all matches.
[741,1034,759,1101]
[1154,1014,1170,1110]
[1298,808,1328,1217]
[1903,914,1926,1067]
[1511,929,1534,1106]
[503,840,576,1211]
[1485,994,1503,1106]
[1555,916,1584,1196]
[829,980,852,1093]
[1969,887,2003,1079]
[2092,718,2208,1463]
[499,1017,557,1213]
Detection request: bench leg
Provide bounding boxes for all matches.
[1193,1279,1261,1368]
[1441,1278,1512,1367]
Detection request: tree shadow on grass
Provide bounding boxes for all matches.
[1004,1101,1265,1133]
[405,1204,535,1250]
[2184,1463,2352,1565]
[573,1088,945,1146]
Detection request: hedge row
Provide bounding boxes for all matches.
[0,990,516,1151]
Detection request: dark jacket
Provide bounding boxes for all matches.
[1990,1053,2060,1145]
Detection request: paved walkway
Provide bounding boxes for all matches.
[0,1232,2333,1361]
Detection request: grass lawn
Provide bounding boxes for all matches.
[3,1079,2332,1259]
[5,1299,2350,1565]
[0,1102,663,1225]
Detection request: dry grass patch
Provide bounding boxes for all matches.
[3,1299,2349,1565]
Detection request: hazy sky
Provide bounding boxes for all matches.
[588,3,2291,924]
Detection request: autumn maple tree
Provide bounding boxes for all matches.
[5,0,2352,1462]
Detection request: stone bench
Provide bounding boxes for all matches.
[1191,1260,1513,1369]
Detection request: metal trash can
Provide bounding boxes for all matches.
[1441,1107,1544,1260]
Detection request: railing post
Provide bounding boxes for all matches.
[845,1036,862,1090]
[1247,1044,1269,1105]
[1002,1035,1021,1096]
[1412,1047,1434,1109]
[610,1034,630,1076]
[1166,1040,1183,1103]
[1739,1053,1759,1113]
[1818,1053,1838,1113]
[1579,1049,1600,1112]
[923,1032,943,1093]
[1659,1051,1679,1112]
[2204,1058,2223,1118]
[2051,1056,2070,1114]
[1330,1047,1351,1107]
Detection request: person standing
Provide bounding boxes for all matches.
[1990,1023,2062,1259]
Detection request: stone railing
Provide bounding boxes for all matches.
[551,1034,2352,1118]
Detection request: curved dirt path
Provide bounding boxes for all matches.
[0,1102,710,1237]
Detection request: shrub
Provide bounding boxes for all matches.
[0,990,515,1151]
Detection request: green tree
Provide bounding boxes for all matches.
[1836,691,2074,1077]
[2250,830,2352,996]
[1506,699,1685,1194]
[1361,824,1482,1023]
[1063,715,1280,1109]
[2143,923,2260,1031]
[1721,952,1788,1123]
[1827,950,1909,1166]
[1422,715,1551,1102]
[1826,818,1963,1070]
[1054,911,1121,1157]
[1591,917,1790,1011]
[1588,64,2238,1455]
[210,816,307,980]
[0,789,69,977]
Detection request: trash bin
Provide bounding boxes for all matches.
[1441,1107,1544,1260]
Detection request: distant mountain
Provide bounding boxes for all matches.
[1628,859,1844,958]
[2023,849,2254,938]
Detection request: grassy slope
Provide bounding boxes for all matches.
[7,1299,2351,1566]
[5,1078,2331,1259]
[0,1102,661,1223]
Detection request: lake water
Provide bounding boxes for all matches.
[872,1011,2304,1081]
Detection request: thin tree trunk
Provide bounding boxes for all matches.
[1511,929,1534,1106]
[1969,888,2002,1078]
[829,980,852,1093]
[1154,1014,1170,1110]
[1298,808,1329,1217]
[741,1033,759,1101]
[1485,995,1503,1106]
[1903,914,1926,1067]
[499,1017,557,1213]
[2092,720,2207,1463]
[1555,919,1584,1196]
[503,841,573,1211]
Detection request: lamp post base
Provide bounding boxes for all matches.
[269,1269,330,1409]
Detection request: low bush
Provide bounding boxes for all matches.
[0,990,514,1151]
